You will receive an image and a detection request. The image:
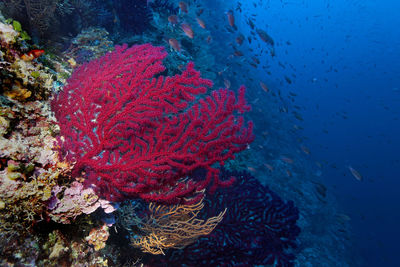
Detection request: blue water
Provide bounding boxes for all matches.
[227,0,400,265]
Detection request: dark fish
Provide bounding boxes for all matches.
[236,2,242,12]
[179,1,188,13]
[270,48,276,57]
[247,18,255,30]
[314,182,327,198]
[233,50,243,57]
[226,10,235,28]
[292,112,303,121]
[225,25,236,33]
[284,75,292,84]
[251,56,260,64]
[235,33,244,45]
[256,28,274,46]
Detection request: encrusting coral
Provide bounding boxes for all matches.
[85,224,110,251]
[40,229,108,266]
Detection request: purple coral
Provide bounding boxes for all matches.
[145,169,301,267]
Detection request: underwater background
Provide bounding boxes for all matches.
[0,0,398,266]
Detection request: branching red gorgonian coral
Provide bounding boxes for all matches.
[51,43,253,204]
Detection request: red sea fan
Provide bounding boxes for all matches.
[51,44,253,204]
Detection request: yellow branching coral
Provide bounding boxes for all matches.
[131,198,226,255]
[85,224,110,251]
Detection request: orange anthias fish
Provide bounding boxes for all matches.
[226,10,235,28]
[233,50,243,57]
[179,1,188,13]
[348,165,363,181]
[264,163,274,171]
[252,56,260,64]
[300,145,310,155]
[181,23,194,38]
[168,38,181,52]
[168,15,179,26]
[281,156,294,164]
[21,49,45,61]
[196,17,206,29]
[260,81,269,93]
[206,35,212,44]
[223,78,231,89]
[247,166,256,173]
[235,33,244,45]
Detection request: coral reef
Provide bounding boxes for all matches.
[1,16,235,265]
[0,166,61,231]
[0,1,354,265]
[0,17,118,265]
[40,229,108,266]
[0,96,113,265]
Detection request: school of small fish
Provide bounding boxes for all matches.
[163,1,366,198]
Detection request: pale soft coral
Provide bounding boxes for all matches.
[48,181,116,224]
[0,22,18,44]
